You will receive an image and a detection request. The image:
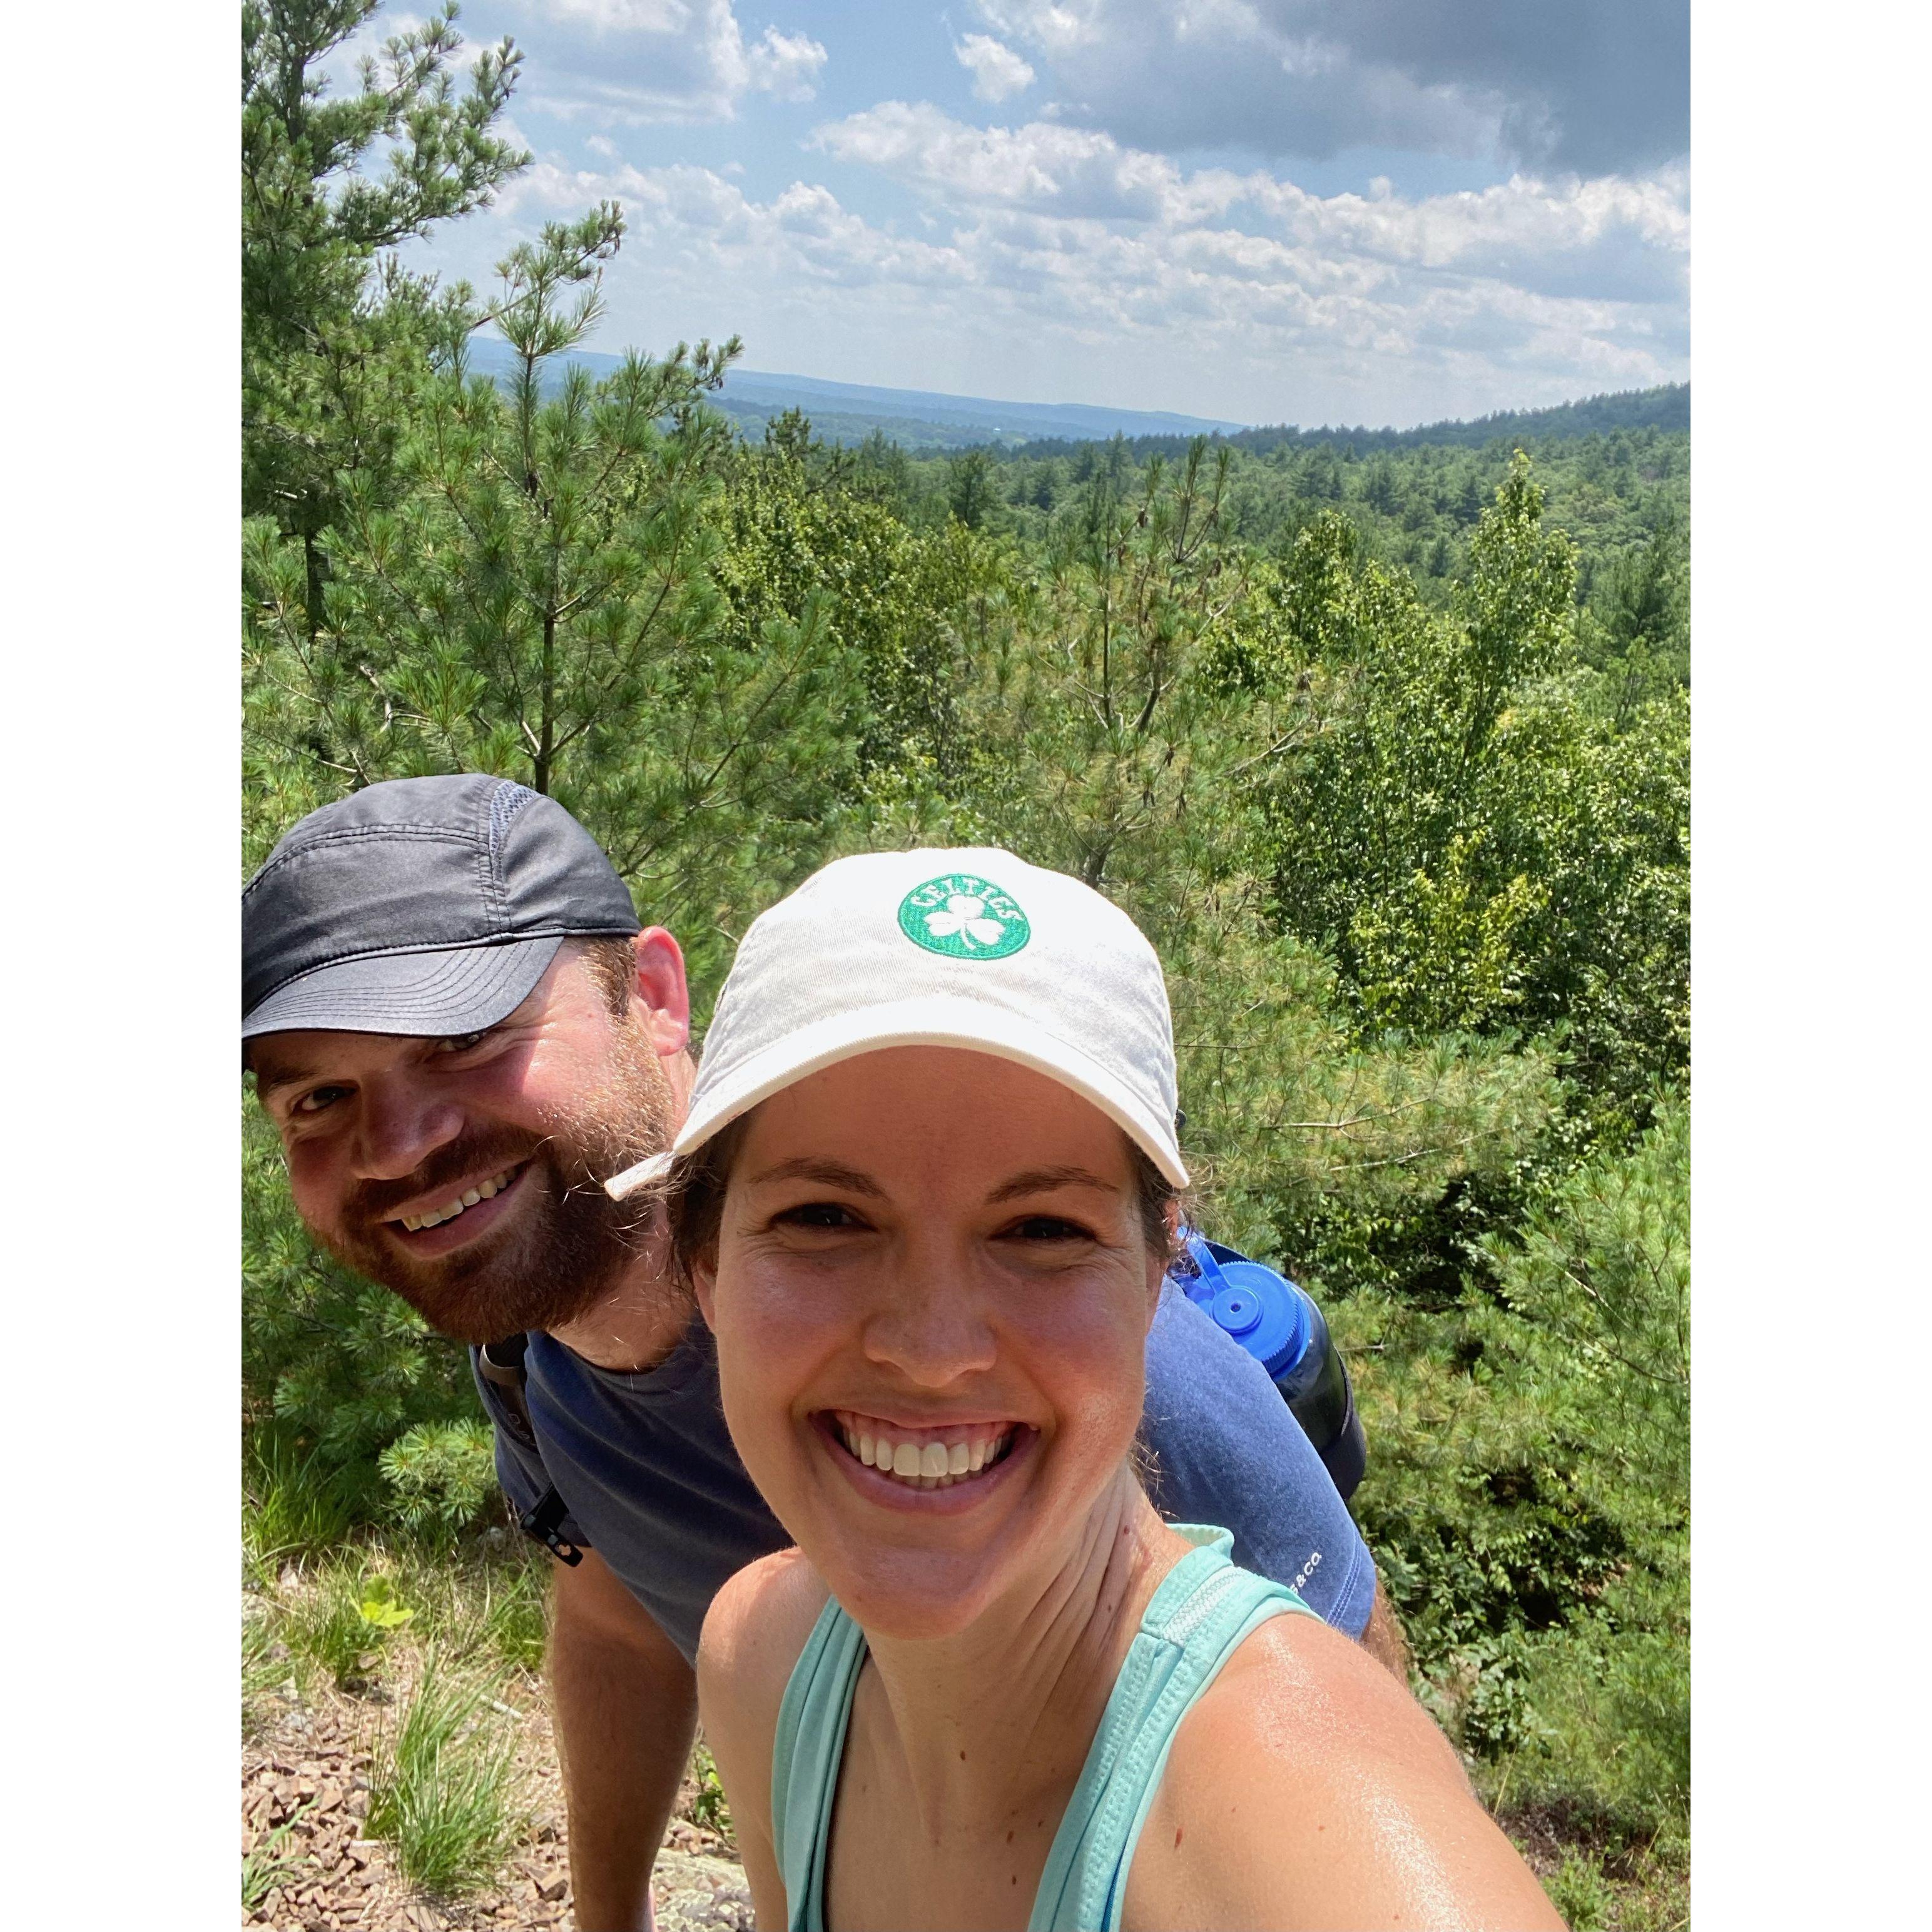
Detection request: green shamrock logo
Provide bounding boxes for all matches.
[897,873,1031,960]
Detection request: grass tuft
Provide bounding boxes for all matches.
[243,1435,355,1579]
[367,1648,526,1896]
[242,1803,312,1913]
[277,1559,380,1689]
[242,1604,292,1737]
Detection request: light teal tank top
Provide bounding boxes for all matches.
[770,1525,1316,1931]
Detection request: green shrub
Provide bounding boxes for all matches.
[1354,1097,1688,1846]
[243,1100,479,1512]
[1545,1851,1615,1931]
[379,1420,500,1545]
[367,1650,526,1896]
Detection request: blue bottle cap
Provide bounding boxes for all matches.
[1174,1233,1313,1385]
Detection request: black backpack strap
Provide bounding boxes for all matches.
[477,1333,584,1567]
[477,1333,537,1450]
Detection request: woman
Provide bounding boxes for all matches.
[647,848,1561,1930]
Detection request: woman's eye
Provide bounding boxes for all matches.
[1004,1215,1094,1243]
[774,1201,865,1231]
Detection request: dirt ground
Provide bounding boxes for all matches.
[242,1673,751,1931]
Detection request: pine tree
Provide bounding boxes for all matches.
[245,213,862,992]
[243,0,528,627]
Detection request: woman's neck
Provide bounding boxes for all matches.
[855,1470,1189,1841]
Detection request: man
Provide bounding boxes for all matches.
[243,775,1405,1932]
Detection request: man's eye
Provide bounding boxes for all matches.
[436,1030,491,1056]
[292,1085,351,1116]
[774,1202,865,1231]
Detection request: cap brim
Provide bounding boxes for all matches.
[673,994,1189,1188]
[241,935,565,1041]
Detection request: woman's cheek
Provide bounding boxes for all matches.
[715,1261,850,1406]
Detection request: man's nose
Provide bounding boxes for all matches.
[351,1078,464,1181]
[861,1251,997,1388]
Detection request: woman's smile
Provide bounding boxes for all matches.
[813,1408,1037,1512]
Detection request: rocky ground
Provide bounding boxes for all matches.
[242,1675,752,1931]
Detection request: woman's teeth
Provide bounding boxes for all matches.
[400,1166,520,1233]
[831,1411,1015,1490]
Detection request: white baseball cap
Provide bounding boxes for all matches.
[606,847,1187,1197]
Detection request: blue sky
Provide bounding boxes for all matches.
[339,2,1689,428]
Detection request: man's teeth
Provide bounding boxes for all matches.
[831,1412,1015,1490]
[400,1167,519,1233]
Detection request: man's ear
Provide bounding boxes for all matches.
[628,928,691,1059]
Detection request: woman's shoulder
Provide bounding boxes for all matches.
[1124,1606,1563,1929]
[696,1545,832,1717]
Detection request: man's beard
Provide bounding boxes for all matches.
[316,1039,679,1346]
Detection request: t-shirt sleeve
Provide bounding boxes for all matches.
[1140,1283,1376,1639]
[467,1347,593,1551]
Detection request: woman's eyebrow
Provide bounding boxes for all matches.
[746,1157,887,1197]
[986,1166,1121,1204]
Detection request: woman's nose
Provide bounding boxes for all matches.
[860,1263,997,1387]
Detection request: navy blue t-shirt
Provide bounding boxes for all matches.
[472,1279,1375,1665]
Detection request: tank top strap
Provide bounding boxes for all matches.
[768,1528,1312,1932]
[771,1590,869,1932]
[1029,1525,1315,1932]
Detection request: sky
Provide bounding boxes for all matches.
[336,1,1689,429]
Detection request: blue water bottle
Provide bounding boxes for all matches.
[1172,1232,1368,1503]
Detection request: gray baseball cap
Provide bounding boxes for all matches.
[242,775,640,1041]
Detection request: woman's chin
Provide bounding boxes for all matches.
[830,1563,1001,1643]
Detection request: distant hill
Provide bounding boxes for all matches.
[460,338,1685,455]
[1005,385,1689,463]
[462,336,1244,449]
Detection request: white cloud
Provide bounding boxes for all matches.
[746,26,828,102]
[471,112,1686,425]
[954,33,1037,103]
[811,103,1687,305]
[503,1,827,123]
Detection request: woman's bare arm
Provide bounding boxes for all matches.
[694,1550,830,1931]
[1126,1611,1563,1931]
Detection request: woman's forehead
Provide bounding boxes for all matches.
[740,1047,1132,1172]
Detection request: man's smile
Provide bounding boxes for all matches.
[385,1159,531,1253]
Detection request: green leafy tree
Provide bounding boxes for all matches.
[711,428,982,800]
[1218,459,1686,1136]
[243,0,529,626]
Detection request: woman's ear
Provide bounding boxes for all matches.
[692,1244,721,1331]
[1144,1202,1182,1335]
